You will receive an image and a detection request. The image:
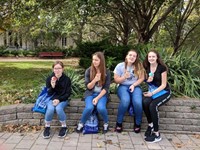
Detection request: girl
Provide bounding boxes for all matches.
[76,52,111,133]
[114,50,144,133]
[43,61,71,139]
[143,49,171,143]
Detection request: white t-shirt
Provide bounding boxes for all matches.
[113,62,138,85]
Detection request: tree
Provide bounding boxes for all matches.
[164,0,200,54]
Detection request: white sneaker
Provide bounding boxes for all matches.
[76,123,83,133]
[103,123,109,133]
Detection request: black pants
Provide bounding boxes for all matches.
[142,91,171,132]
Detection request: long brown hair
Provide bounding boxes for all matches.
[143,49,168,71]
[125,49,144,78]
[90,51,106,86]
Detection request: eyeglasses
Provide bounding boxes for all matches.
[54,68,63,70]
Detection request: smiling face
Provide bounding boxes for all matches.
[148,52,158,64]
[92,54,101,68]
[126,51,137,64]
[53,64,64,77]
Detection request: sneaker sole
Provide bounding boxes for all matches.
[58,130,68,138]
[145,137,162,143]
[43,135,50,139]
[58,134,67,138]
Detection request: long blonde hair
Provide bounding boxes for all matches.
[90,52,106,86]
[125,50,144,78]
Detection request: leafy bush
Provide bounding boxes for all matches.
[79,57,91,69]
[65,69,85,98]
[165,49,200,98]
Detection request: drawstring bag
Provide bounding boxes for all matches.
[83,109,99,134]
[32,87,53,114]
[148,83,168,99]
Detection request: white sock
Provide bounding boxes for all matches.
[148,123,153,128]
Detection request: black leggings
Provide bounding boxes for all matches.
[142,91,171,132]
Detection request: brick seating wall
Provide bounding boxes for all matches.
[0,95,200,133]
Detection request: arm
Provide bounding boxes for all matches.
[93,70,111,105]
[114,73,125,84]
[85,68,99,90]
[46,75,55,96]
[144,71,167,97]
[57,78,71,102]
[151,71,167,95]
[129,70,145,92]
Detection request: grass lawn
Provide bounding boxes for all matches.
[0,58,80,106]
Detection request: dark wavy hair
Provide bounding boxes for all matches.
[143,49,168,71]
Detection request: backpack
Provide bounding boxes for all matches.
[32,87,53,114]
[82,109,99,134]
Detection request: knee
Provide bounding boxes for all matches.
[149,103,156,112]
[97,106,106,113]
[85,105,94,112]
[142,97,150,106]
[120,98,130,107]
[55,107,64,113]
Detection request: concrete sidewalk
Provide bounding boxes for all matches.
[0,129,200,150]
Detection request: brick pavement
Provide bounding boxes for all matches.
[0,129,200,150]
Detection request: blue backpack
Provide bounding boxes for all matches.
[83,109,99,134]
[32,87,53,114]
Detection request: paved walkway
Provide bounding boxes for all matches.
[0,129,200,150]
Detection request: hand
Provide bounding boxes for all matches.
[51,76,57,88]
[147,76,153,82]
[92,98,98,105]
[94,73,101,82]
[124,71,130,79]
[129,84,135,92]
[143,92,153,97]
[53,99,60,106]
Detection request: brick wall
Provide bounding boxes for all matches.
[0,95,200,133]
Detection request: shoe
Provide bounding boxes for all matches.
[145,133,162,143]
[58,127,68,138]
[134,124,141,133]
[43,127,50,139]
[103,123,109,133]
[115,122,122,133]
[144,126,154,137]
[76,123,83,133]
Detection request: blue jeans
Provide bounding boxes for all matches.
[117,85,143,125]
[45,100,68,122]
[80,93,108,124]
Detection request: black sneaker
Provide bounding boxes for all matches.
[103,123,109,133]
[144,126,154,137]
[145,133,162,143]
[76,123,84,133]
[43,127,50,139]
[58,127,68,138]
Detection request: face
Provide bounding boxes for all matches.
[126,51,137,64]
[148,52,158,64]
[92,55,100,68]
[53,64,63,77]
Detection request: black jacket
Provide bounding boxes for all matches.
[46,73,71,102]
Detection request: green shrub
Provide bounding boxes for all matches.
[65,69,85,98]
[79,57,91,69]
[165,49,200,98]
